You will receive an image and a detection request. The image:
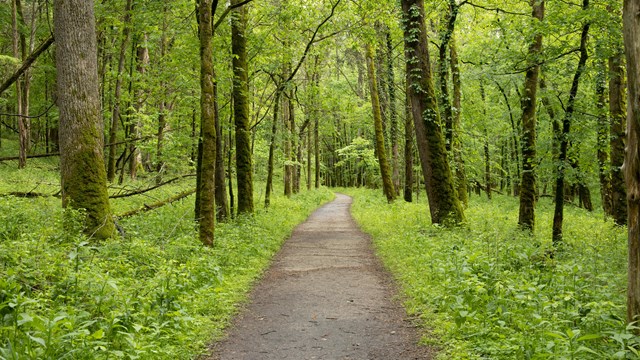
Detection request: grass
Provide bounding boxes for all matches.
[344,187,637,359]
[0,157,333,359]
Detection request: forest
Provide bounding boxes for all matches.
[1,0,640,358]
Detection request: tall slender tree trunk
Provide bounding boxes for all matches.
[611,50,628,225]
[404,85,414,203]
[130,34,149,180]
[623,0,640,325]
[231,0,254,214]
[107,0,132,182]
[284,89,292,197]
[386,31,400,196]
[401,0,464,225]
[12,0,26,169]
[265,90,280,207]
[156,5,170,184]
[553,0,590,245]
[518,0,544,231]
[196,0,216,246]
[54,0,115,239]
[496,81,521,196]
[315,105,320,188]
[214,71,229,221]
[596,60,613,216]
[480,82,492,200]
[366,44,395,202]
[450,37,467,206]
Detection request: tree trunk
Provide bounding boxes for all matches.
[480,82,492,200]
[611,50,628,225]
[450,37,467,206]
[265,90,280,207]
[496,81,521,196]
[623,0,640,325]
[54,0,115,239]
[214,71,229,222]
[284,90,292,197]
[553,0,590,245]
[315,103,320,188]
[106,0,133,182]
[404,87,414,203]
[518,0,544,231]
[387,31,400,196]
[196,0,216,246]
[130,35,149,180]
[596,60,613,216]
[366,44,395,203]
[12,0,26,169]
[231,0,254,214]
[401,0,464,225]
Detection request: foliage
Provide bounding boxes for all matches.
[0,172,332,359]
[346,188,635,359]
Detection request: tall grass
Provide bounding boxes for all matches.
[346,188,635,359]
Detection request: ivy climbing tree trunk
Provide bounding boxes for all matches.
[54,0,115,239]
[386,31,400,196]
[196,0,216,246]
[404,86,414,203]
[366,44,395,203]
[518,0,544,231]
[623,0,640,325]
[401,0,464,225]
[552,0,590,245]
[231,0,254,214]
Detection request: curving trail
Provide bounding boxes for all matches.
[208,193,434,359]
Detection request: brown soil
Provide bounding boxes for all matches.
[207,193,435,359]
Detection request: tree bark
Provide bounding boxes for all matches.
[12,0,26,169]
[54,0,115,239]
[130,35,149,180]
[401,0,464,225]
[386,31,400,196]
[106,0,133,182]
[231,0,254,214]
[196,0,216,246]
[552,0,590,245]
[404,85,414,203]
[611,50,628,225]
[265,90,280,207]
[518,0,544,231]
[366,44,395,202]
[623,0,640,325]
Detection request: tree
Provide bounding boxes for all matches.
[611,48,627,226]
[624,0,640,325]
[54,0,115,239]
[517,0,544,231]
[401,0,464,225]
[231,0,254,214]
[365,44,395,202]
[196,0,216,246]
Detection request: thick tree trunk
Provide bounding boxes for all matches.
[106,0,132,182]
[611,50,628,225]
[366,44,395,203]
[518,0,544,231]
[196,0,216,246]
[623,0,640,325]
[231,0,254,214]
[401,0,464,225]
[54,0,115,239]
[553,0,590,245]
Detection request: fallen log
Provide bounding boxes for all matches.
[116,189,195,218]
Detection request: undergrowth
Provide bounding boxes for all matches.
[0,164,333,359]
[345,188,636,359]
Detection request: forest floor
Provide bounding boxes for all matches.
[207,193,434,360]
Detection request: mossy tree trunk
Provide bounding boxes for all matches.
[386,31,400,196]
[611,50,628,226]
[623,0,640,325]
[54,0,115,239]
[552,0,590,245]
[231,0,254,214]
[401,0,464,225]
[518,0,544,231]
[404,87,414,203]
[366,44,395,203]
[196,0,216,246]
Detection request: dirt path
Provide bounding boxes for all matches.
[208,193,434,359]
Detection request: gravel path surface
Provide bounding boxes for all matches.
[208,193,434,359]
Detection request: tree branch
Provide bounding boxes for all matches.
[0,36,54,95]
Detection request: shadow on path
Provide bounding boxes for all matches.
[208,193,434,359]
